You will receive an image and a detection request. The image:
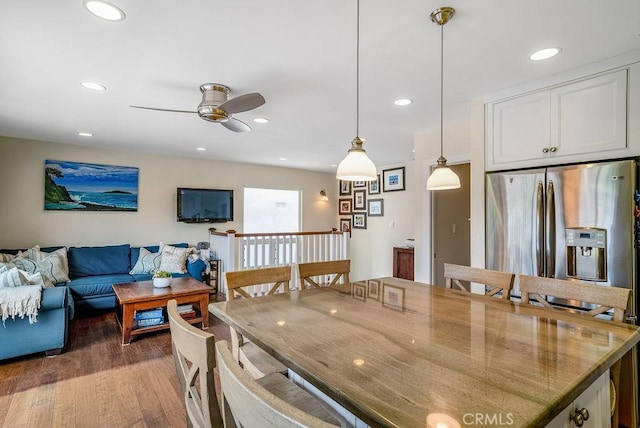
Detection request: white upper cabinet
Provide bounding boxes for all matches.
[486,68,630,171]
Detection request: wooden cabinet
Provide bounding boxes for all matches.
[546,370,610,428]
[487,69,628,171]
[393,247,414,280]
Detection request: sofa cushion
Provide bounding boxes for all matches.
[11,249,69,286]
[66,274,133,298]
[159,243,193,273]
[129,247,161,275]
[68,244,131,277]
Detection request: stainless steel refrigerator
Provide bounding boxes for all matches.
[486,158,637,318]
[486,158,638,426]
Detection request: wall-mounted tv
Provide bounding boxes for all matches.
[177,188,233,223]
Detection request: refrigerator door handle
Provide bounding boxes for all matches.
[536,181,544,276]
[546,180,556,278]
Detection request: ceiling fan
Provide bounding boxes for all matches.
[130,83,265,132]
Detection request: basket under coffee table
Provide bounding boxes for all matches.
[112,277,210,345]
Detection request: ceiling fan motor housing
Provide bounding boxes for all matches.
[198,83,230,122]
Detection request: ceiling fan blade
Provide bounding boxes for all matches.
[130,105,197,114]
[222,117,251,133]
[219,93,265,114]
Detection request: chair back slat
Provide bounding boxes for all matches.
[298,260,350,289]
[518,274,631,322]
[215,340,338,428]
[167,299,222,428]
[444,263,515,300]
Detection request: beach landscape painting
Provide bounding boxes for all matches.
[45,160,138,211]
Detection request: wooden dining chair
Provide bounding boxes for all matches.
[297,260,350,289]
[443,263,515,300]
[224,266,290,379]
[167,299,222,428]
[215,340,341,428]
[518,274,632,427]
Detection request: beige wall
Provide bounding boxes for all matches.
[0,136,337,249]
[347,161,416,282]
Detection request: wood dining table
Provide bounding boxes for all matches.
[208,277,640,427]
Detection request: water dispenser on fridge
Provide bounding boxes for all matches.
[565,227,607,282]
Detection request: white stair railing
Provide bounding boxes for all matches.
[209,229,350,295]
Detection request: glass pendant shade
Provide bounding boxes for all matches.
[336,137,377,181]
[426,157,460,190]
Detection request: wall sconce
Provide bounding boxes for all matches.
[320,190,329,202]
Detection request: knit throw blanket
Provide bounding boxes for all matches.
[0,285,42,324]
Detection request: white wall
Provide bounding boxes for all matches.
[0,136,337,248]
[347,161,416,282]
[413,118,472,283]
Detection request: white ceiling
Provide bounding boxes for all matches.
[1,1,639,173]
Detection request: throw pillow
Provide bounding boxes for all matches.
[12,247,70,286]
[0,267,24,287]
[129,247,161,274]
[158,243,193,273]
[0,253,16,263]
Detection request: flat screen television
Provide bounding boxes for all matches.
[177,188,233,223]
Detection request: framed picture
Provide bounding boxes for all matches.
[367,279,380,300]
[383,167,406,192]
[353,180,366,188]
[352,212,367,229]
[351,282,366,301]
[368,198,384,217]
[368,174,381,195]
[339,180,352,196]
[382,283,405,311]
[44,160,138,211]
[340,218,351,236]
[353,189,366,211]
[338,198,352,215]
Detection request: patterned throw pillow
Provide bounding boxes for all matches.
[158,243,193,273]
[12,247,69,286]
[129,247,161,274]
[0,253,16,263]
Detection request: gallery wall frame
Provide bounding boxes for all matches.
[339,198,353,215]
[353,189,367,211]
[382,167,406,192]
[339,180,352,196]
[368,198,384,217]
[44,160,138,212]
[340,218,352,237]
[353,180,366,188]
[368,174,381,195]
[352,212,367,229]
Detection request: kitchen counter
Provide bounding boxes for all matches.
[209,277,640,427]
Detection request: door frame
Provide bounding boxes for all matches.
[420,153,470,284]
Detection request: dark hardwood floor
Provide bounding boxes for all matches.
[0,297,231,428]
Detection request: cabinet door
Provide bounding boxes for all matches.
[550,70,627,158]
[545,370,610,428]
[486,90,550,170]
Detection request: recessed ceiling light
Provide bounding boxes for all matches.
[82,0,126,21]
[78,132,93,137]
[394,98,413,106]
[331,164,338,167]
[529,47,561,61]
[81,82,106,91]
[196,147,207,151]
[253,117,269,124]
[279,157,287,161]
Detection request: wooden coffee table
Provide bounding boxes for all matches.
[113,277,210,345]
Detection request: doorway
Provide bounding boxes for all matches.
[432,163,471,286]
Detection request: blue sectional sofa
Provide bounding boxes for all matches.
[0,242,206,360]
[66,243,206,314]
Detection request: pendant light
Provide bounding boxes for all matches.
[426,7,461,191]
[336,0,377,182]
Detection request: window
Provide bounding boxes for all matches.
[243,187,300,233]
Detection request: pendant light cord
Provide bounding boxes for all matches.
[356,0,360,138]
[439,23,444,159]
